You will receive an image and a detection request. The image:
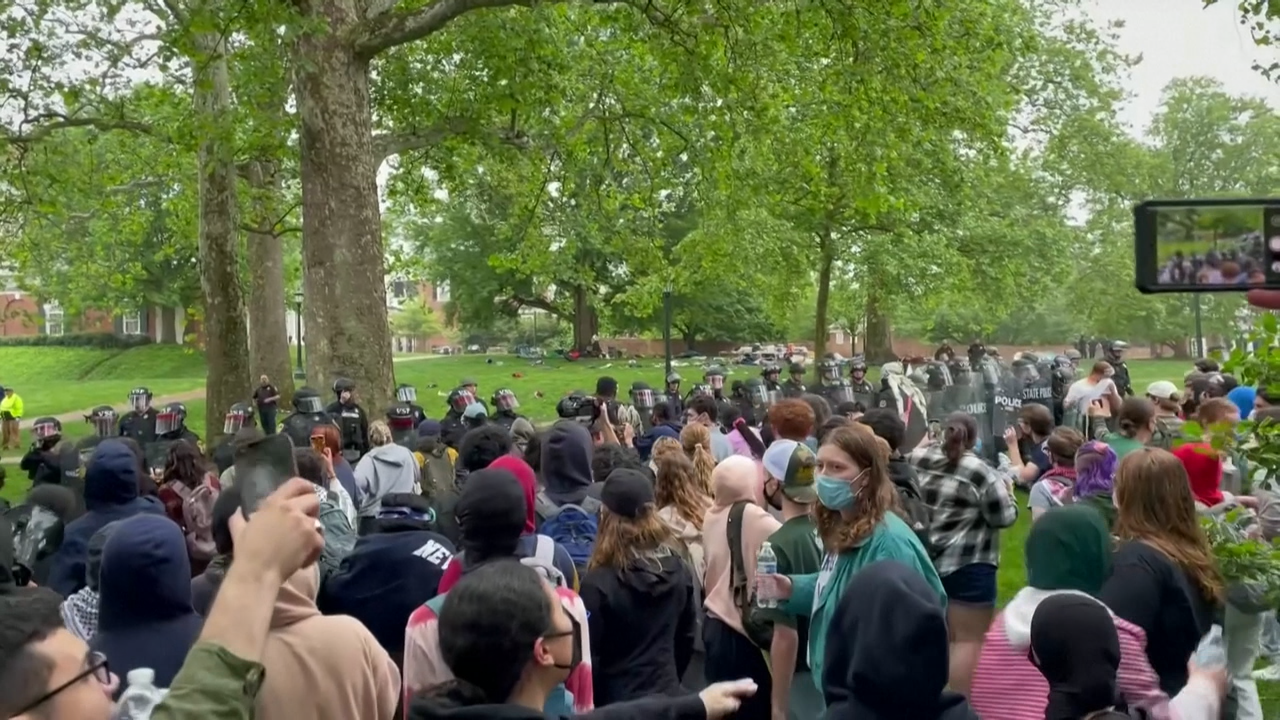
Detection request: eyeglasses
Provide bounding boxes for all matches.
[15,652,110,715]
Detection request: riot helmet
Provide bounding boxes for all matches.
[688,383,713,399]
[386,402,416,431]
[849,355,868,378]
[492,388,519,412]
[459,377,479,395]
[761,363,781,381]
[224,402,254,434]
[292,387,324,415]
[819,359,841,382]
[31,417,61,443]
[129,387,152,413]
[631,381,656,413]
[86,405,119,438]
[704,365,726,391]
[448,387,476,413]
[1107,340,1129,360]
[788,362,806,380]
[924,362,951,391]
[332,377,355,401]
[665,372,682,393]
[1064,348,1082,364]
[730,380,746,400]
[156,402,188,436]
[396,383,418,404]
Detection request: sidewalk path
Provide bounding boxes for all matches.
[19,353,444,429]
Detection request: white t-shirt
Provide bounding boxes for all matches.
[1063,377,1116,414]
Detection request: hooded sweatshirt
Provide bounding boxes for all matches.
[91,514,203,693]
[355,442,421,520]
[437,456,579,593]
[1173,443,1225,507]
[970,506,1174,720]
[60,519,124,642]
[701,455,780,636]
[257,565,401,720]
[821,560,977,720]
[635,422,680,462]
[579,550,696,705]
[318,495,455,668]
[1228,386,1258,422]
[47,440,165,597]
[542,422,597,507]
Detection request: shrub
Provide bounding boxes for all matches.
[0,333,153,349]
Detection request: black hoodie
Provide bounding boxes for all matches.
[408,691,706,720]
[541,422,598,507]
[579,550,696,706]
[822,560,977,720]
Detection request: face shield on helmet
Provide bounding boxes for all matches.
[89,408,118,438]
[689,383,712,399]
[493,389,519,412]
[129,388,151,413]
[386,405,416,431]
[631,387,655,410]
[223,409,248,435]
[31,419,60,441]
[705,372,725,390]
[820,361,840,382]
[396,385,417,404]
[294,394,324,414]
[450,389,476,413]
[156,406,184,435]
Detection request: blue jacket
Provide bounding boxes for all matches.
[47,440,165,597]
[635,422,681,462]
[319,528,454,667]
[91,514,203,693]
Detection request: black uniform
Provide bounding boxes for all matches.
[281,412,333,451]
[325,400,369,459]
[1111,360,1133,397]
[118,408,158,445]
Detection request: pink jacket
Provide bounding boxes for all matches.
[402,584,593,714]
[970,589,1217,720]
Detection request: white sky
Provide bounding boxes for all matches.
[1084,0,1280,137]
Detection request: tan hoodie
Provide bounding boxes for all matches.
[255,565,401,720]
[701,456,780,636]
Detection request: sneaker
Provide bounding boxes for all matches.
[1252,664,1280,681]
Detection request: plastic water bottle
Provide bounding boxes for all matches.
[756,542,778,609]
[116,668,165,719]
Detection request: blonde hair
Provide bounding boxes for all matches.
[651,437,682,464]
[679,423,715,495]
[369,420,393,447]
[588,505,676,571]
[814,424,898,553]
[1114,448,1224,604]
[654,452,712,530]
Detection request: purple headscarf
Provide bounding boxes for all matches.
[1074,441,1117,498]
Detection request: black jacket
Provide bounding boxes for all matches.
[325,401,370,458]
[409,693,706,720]
[579,551,696,706]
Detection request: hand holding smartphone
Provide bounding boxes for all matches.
[1135,199,1280,293]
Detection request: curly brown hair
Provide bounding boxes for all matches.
[769,399,815,441]
[813,424,899,553]
[679,423,716,496]
[654,452,712,530]
[588,505,677,571]
[1114,447,1224,604]
[650,437,681,464]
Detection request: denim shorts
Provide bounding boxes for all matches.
[941,563,997,607]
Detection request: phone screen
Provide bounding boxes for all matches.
[310,435,325,453]
[1135,198,1280,293]
[234,434,298,516]
[927,420,941,440]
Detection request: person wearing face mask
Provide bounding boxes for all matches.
[757,424,943,715]
[759,441,824,719]
[407,561,759,720]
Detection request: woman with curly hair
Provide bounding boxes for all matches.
[580,468,697,706]
[760,423,943,711]
[1101,447,1222,695]
[654,452,711,580]
[156,439,221,575]
[680,422,716,497]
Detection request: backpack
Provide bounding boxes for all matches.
[536,491,601,573]
[420,449,457,500]
[169,476,219,562]
[455,535,569,588]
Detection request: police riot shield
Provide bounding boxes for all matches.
[936,381,994,457]
[1020,374,1054,415]
[8,504,64,585]
[631,388,656,431]
[392,427,417,449]
[827,383,855,406]
[991,377,1024,454]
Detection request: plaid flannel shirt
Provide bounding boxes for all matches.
[908,446,1019,576]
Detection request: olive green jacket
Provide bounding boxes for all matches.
[153,644,265,720]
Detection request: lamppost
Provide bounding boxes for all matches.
[293,291,306,380]
[663,281,674,377]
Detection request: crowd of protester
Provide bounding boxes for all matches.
[10,354,1280,720]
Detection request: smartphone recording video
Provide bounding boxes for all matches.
[1135,198,1280,293]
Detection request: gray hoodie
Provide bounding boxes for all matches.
[353,444,421,518]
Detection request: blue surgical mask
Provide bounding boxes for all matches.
[816,470,867,511]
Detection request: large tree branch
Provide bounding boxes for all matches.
[373,116,531,162]
[0,114,156,145]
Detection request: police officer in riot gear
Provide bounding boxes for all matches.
[491,388,525,432]
[386,403,419,447]
[702,365,735,420]
[441,387,476,449]
[631,381,657,431]
[663,372,684,418]
[848,355,875,395]
[396,384,428,426]
[281,387,331,454]
[75,405,119,465]
[326,378,370,462]
[761,363,783,393]
[21,417,68,487]
[1064,348,1082,369]
[1106,340,1134,397]
[156,402,201,446]
[815,355,852,406]
[211,402,256,474]
[783,362,807,398]
[1050,355,1077,425]
[118,387,158,444]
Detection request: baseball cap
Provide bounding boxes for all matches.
[1146,380,1178,400]
[762,440,817,503]
[601,468,655,518]
[462,402,488,420]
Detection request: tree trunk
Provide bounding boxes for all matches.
[294,19,394,409]
[814,243,833,360]
[683,328,697,352]
[193,34,251,444]
[570,286,598,351]
[245,161,296,405]
[864,289,895,363]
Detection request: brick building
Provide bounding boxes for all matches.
[0,271,202,344]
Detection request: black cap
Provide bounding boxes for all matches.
[596,376,618,397]
[601,469,655,519]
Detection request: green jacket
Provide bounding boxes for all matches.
[153,643,265,720]
[780,513,945,694]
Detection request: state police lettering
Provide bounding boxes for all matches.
[961,402,987,415]
[341,409,362,420]
[412,539,453,568]
[1021,385,1052,401]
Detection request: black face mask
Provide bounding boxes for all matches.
[764,481,783,511]
[543,610,582,672]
